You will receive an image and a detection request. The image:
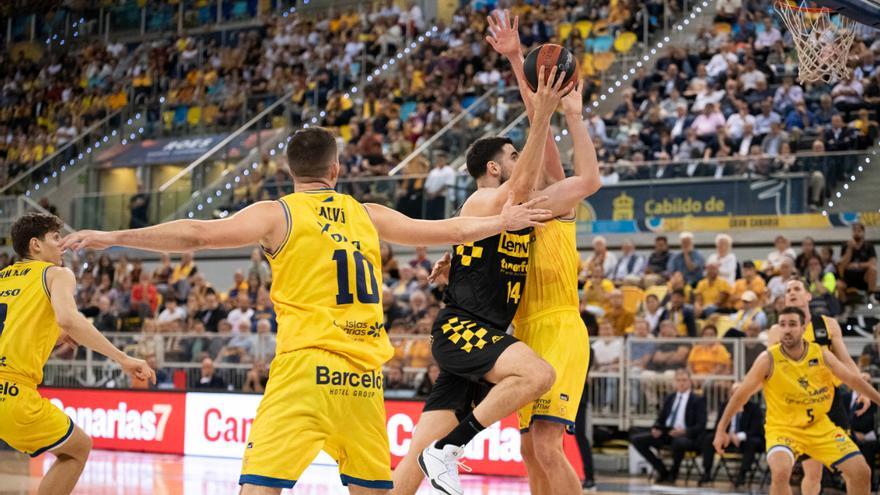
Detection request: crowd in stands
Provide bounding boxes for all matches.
[595,0,880,208]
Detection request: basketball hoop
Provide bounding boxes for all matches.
[774,0,856,83]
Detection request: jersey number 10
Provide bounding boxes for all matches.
[332,250,380,305]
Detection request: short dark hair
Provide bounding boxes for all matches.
[655,235,667,243]
[465,137,513,179]
[285,127,338,179]
[780,306,806,325]
[743,260,756,269]
[10,213,62,258]
[672,288,685,297]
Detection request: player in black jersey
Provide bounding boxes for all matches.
[391,69,601,495]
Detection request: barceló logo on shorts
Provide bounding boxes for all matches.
[0,381,19,396]
[315,366,383,389]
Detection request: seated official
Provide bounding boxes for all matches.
[630,369,707,484]
[699,382,764,487]
[843,374,879,491]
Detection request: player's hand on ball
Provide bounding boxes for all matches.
[713,431,730,455]
[120,356,157,385]
[501,192,553,231]
[530,65,571,119]
[485,9,520,58]
[428,252,452,286]
[560,79,585,117]
[61,230,114,251]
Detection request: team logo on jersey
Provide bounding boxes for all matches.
[560,393,569,402]
[491,335,503,344]
[497,232,531,258]
[798,377,810,390]
[455,244,483,266]
[333,320,384,338]
[808,358,819,367]
[834,432,847,443]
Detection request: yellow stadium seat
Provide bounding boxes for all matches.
[593,52,616,72]
[622,286,645,314]
[645,284,668,302]
[202,104,219,125]
[614,31,638,53]
[581,53,595,76]
[714,22,732,33]
[558,22,573,40]
[753,259,764,271]
[186,106,202,126]
[574,20,593,38]
[162,110,175,131]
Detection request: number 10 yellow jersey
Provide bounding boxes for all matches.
[266,190,392,370]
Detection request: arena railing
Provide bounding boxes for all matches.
[43,332,879,430]
[64,146,870,231]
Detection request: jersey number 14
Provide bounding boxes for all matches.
[332,250,380,304]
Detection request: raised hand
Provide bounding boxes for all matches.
[531,65,572,120]
[500,192,553,231]
[485,9,521,58]
[561,79,585,117]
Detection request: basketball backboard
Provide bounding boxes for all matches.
[818,0,880,27]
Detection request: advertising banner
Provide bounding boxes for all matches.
[40,388,187,454]
[580,175,807,220]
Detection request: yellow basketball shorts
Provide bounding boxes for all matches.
[513,308,590,432]
[239,348,392,490]
[0,378,73,457]
[766,418,862,470]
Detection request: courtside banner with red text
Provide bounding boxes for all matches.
[39,388,186,454]
[184,393,584,477]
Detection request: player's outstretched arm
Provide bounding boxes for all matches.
[714,352,768,454]
[61,201,283,253]
[47,267,156,384]
[486,9,565,183]
[823,349,880,406]
[365,193,552,246]
[496,65,568,206]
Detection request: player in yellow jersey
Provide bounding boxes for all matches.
[489,11,596,495]
[0,213,154,495]
[767,278,871,495]
[62,126,554,495]
[714,306,879,495]
[392,13,600,495]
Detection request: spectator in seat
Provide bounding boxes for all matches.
[660,289,697,337]
[228,269,247,300]
[416,363,440,398]
[383,286,410,328]
[156,295,187,332]
[754,99,782,136]
[813,94,839,127]
[727,101,757,141]
[93,295,119,333]
[844,372,879,491]
[587,236,618,279]
[831,74,864,112]
[630,369,707,484]
[647,235,671,276]
[581,264,616,314]
[217,322,253,364]
[785,99,814,134]
[384,366,407,391]
[192,357,227,390]
[244,359,270,393]
[248,247,271,286]
[144,353,171,389]
[131,272,159,318]
[739,59,767,93]
[735,122,761,157]
[707,233,737,284]
[691,103,726,139]
[838,222,877,302]
[825,114,858,151]
[743,322,766,368]
[251,319,277,363]
[152,253,174,295]
[197,289,227,333]
[594,320,624,409]
[409,246,432,272]
[170,252,197,300]
[732,261,767,309]
[687,324,732,384]
[860,324,880,374]
[767,258,798,303]
[129,184,150,229]
[667,231,705,287]
[730,290,768,331]
[227,292,255,335]
[250,288,276,333]
[795,236,818,274]
[612,239,646,282]
[423,151,455,220]
[606,290,636,336]
[760,121,788,157]
[805,255,840,316]
[698,381,764,487]
[773,76,804,115]
[754,16,782,52]
[641,294,665,334]
[695,262,732,317]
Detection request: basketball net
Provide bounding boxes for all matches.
[774,0,856,83]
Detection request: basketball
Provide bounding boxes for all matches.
[523,43,579,93]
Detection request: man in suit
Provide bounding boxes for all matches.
[845,373,879,491]
[698,382,764,487]
[630,368,707,483]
